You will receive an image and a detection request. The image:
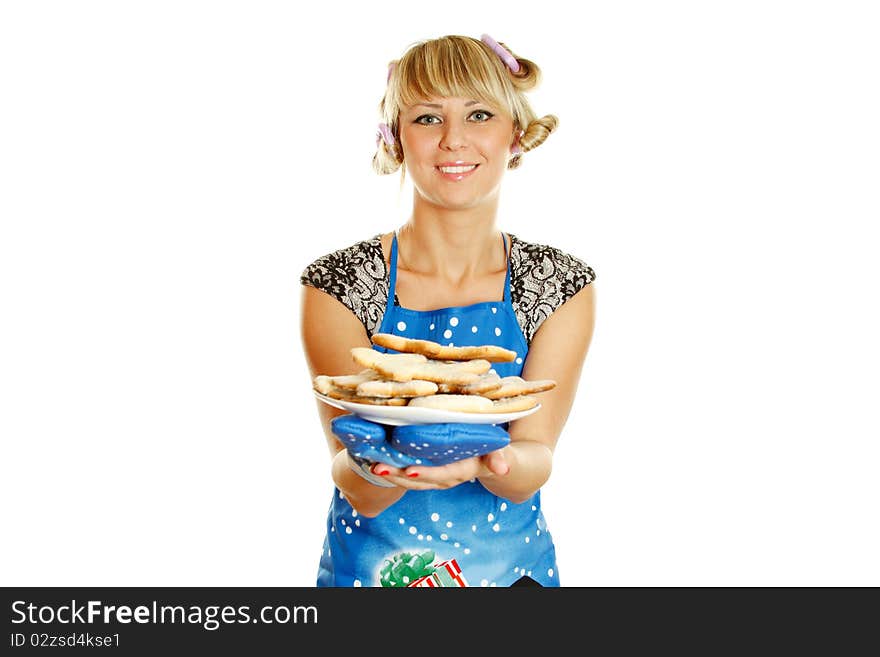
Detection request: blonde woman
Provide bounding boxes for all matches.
[301,34,596,587]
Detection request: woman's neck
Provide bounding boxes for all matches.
[398,203,506,284]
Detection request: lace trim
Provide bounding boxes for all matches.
[300,233,595,343]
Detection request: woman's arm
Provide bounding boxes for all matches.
[300,284,407,517]
[476,282,597,502]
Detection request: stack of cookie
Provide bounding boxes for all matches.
[312,333,556,414]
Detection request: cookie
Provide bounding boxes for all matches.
[481,395,539,413]
[322,369,381,390]
[312,374,337,396]
[372,333,517,363]
[350,347,428,382]
[481,376,556,400]
[407,394,495,412]
[352,346,491,384]
[437,369,503,395]
[356,378,439,398]
[322,387,409,406]
[313,375,409,406]
[406,359,492,385]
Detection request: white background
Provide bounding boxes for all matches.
[1,1,878,587]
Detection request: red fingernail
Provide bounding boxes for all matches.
[407,472,419,478]
[377,470,390,476]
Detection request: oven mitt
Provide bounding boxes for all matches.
[332,414,419,469]
[331,414,510,468]
[391,422,510,465]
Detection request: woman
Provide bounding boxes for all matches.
[300,34,596,587]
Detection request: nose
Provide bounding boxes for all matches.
[439,121,467,151]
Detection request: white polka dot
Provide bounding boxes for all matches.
[500,503,507,511]
[443,329,452,339]
[494,327,502,336]
[548,568,554,578]
[446,521,453,528]
[524,536,530,543]
[487,513,495,522]
[345,526,352,534]
[480,579,489,587]
[491,308,497,314]
[354,580,362,587]
[440,534,449,540]
[449,317,459,327]
[431,513,440,522]
[397,321,407,331]
[429,323,435,330]
[409,526,417,535]
[516,357,523,364]
[492,523,501,532]
[471,326,478,333]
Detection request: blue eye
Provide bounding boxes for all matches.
[471,110,494,122]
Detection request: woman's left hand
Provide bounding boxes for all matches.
[330,414,511,489]
[377,449,511,490]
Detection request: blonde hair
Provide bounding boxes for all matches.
[373,35,558,177]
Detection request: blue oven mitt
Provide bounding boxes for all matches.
[331,414,510,468]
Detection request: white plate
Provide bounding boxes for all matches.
[313,391,541,426]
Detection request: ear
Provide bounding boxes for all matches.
[510,133,522,155]
[510,127,524,152]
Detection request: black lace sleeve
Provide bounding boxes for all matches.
[299,235,390,337]
[508,233,596,344]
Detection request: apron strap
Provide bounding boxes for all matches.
[502,232,512,302]
[388,232,400,307]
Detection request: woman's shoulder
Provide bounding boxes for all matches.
[300,234,385,283]
[300,234,390,336]
[508,232,596,285]
[507,232,597,344]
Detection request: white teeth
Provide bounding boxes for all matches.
[438,165,476,174]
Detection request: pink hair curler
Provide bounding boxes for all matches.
[481,34,521,74]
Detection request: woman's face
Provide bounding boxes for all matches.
[398,96,516,211]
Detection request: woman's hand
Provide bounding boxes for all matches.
[330,414,511,489]
[372,449,511,491]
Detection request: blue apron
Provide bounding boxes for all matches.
[316,234,560,587]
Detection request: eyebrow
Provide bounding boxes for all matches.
[414,100,481,109]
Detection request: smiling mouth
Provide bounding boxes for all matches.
[437,164,478,174]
